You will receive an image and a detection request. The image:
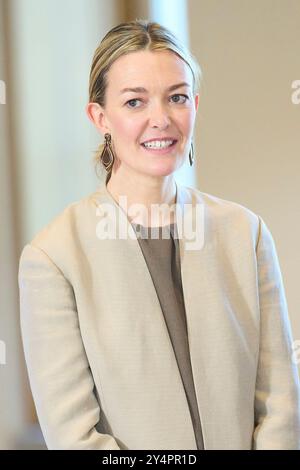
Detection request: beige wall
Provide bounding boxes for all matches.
[189,0,300,350]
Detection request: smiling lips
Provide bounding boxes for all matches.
[142,135,177,144]
[141,137,178,150]
[141,140,177,154]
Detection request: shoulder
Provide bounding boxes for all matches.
[20,190,101,275]
[33,193,96,243]
[182,184,261,245]
[185,184,259,221]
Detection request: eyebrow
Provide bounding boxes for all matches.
[120,82,190,94]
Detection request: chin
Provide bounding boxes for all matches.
[145,164,178,178]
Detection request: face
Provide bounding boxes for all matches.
[87,49,199,179]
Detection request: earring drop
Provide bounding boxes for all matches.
[100,133,115,172]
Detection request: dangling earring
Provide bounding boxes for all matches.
[100,133,115,172]
[189,140,194,166]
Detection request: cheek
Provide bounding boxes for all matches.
[106,106,135,139]
[111,118,129,138]
[177,110,195,136]
[113,116,142,142]
[183,109,195,132]
[110,116,143,164]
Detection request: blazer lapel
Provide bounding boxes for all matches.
[93,180,232,448]
[91,180,198,448]
[176,183,256,449]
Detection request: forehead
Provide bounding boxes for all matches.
[106,50,193,90]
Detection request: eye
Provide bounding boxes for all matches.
[125,95,189,108]
[170,94,189,104]
[125,98,143,108]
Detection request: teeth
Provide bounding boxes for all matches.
[143,140,174,149]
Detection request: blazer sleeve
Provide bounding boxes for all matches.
[252,216,300,449]
[18,243,121,450]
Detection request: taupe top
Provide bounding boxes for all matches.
[131,222,204,450]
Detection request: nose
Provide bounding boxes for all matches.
[148,102,171,130]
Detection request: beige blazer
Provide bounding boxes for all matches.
[18,181,300,450]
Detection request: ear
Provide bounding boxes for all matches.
[85,102,110,135]
[194,93,200,112]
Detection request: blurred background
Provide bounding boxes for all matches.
[0,0,300,449]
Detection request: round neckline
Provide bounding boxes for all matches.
[131,221,177,228]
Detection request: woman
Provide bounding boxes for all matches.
[19,20,300,450]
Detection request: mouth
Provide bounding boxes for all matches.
[140,138,178,153]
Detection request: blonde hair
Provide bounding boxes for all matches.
[88,19,202,183]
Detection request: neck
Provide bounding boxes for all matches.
[106,168,177,227]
